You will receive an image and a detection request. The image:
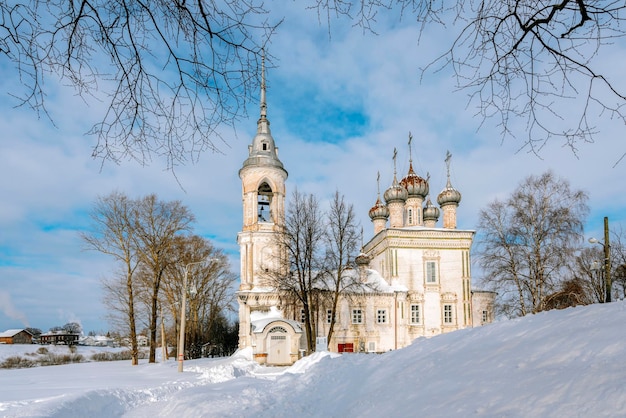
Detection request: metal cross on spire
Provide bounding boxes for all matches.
[392,147,398,176]
[408,132,413,163]
[445,151,452,187]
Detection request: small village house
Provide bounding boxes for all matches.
[0,329,33,344]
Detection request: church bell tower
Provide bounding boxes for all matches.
[237,55,288,292]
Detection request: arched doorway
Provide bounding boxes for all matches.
[267,326,290,365]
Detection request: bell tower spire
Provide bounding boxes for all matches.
[258,50,268,132]
[238,51,288,292]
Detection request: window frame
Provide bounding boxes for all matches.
[351,308,363,324]
[426,260,437,283]
[443,304,453,324]
[410,304,421,324]
[376,309,387,324]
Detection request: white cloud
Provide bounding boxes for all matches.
[0,3,625,332]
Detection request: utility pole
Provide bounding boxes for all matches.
[603,217,611,303]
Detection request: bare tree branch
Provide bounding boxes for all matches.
[308,1,626,157]
[0,1,280,169]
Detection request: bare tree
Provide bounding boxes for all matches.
[476,171,589,317]
[101,270,148,357]
[606,224,626,299]
[309,1,626,158]
[82,191,141,365]
[132,194,194,363]
[265,189,367,353]
[6,2,625,165]
[0,1,280,168]
[267,189,326,354]
[570,247,606,304]
[62,322,83,334]
[160,235,236,360]
[321,191,361,345]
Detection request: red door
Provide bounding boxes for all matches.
[338,343,354,353]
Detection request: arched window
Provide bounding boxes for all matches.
[407,208,413,225]
[257,182,273,222]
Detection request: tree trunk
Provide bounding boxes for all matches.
[127,269,139,366]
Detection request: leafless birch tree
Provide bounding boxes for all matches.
[267,189,326,353]
[321,191,361,345]
[476,171,589,317]
[82,191,141,365]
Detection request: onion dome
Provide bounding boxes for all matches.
[423,197,440,222]
[383,174,408,204]
[369,197,390,220]
[384,147,408,204]
[437,151,461,206]
[437,182,462,206]
[400,162,429,198]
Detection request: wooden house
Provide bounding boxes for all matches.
[0,329,33,344]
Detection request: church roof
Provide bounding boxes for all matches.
[240,53,287,174]
[324,268,407,293]
[0,329,31,338]
[400,162,429,198]
[360,269,407,292]
[251,318,303,334]
[437,151,461,206]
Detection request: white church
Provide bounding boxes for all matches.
[236,66,495,365]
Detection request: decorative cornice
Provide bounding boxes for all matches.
[363,228,474,253]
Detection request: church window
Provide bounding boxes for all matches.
[326,309,333,324]
[352,309,363,324]
[426,261,437,283]
[377,309,387,324]
[368,342,376,352]
[257,182,273,222]
[410,304,421,324]
[444,304,453,324]
[482,310,489,323]
[300,309,306,323]
[407,208,413,225]
[262,142,268,151]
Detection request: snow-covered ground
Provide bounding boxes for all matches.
[1,301,625,417]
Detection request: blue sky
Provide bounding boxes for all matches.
[1,3,625,333]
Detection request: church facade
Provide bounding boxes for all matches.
[237,67,495,365]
